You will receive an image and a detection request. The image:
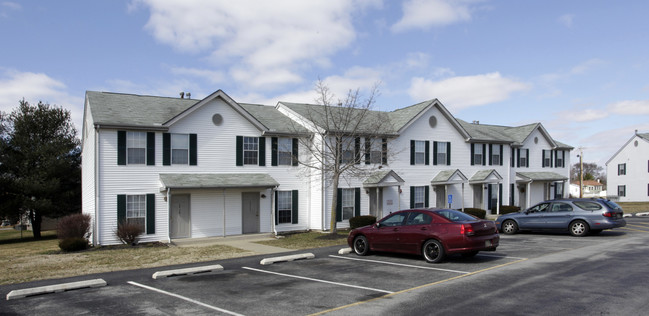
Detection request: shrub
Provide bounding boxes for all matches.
[462,208,486,219]
[59,237,89,252]
[349,215,377,229]
[115,220,144,245]
[496,205,521,215]
[57,213,91,240]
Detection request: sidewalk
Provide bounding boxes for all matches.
[170,233,294,255]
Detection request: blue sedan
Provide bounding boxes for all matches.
[495,198,626,237]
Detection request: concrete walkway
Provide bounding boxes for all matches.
[170,233,293,255]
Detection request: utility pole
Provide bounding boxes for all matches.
[578,147,584,198]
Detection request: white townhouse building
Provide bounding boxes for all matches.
[606,132,649,202]
[81,89,572,246]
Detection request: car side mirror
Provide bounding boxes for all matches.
[375,222,381,229]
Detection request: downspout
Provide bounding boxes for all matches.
[461,183,465,212]
[166,187,171,243]
[271,186,278,236]
[94,125,100,246]
[223,189,226,237]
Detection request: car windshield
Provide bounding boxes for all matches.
[434,210,477,222]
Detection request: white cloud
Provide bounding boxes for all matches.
[558,14,574,27]
[0,69,83,132]
[170,67,225,84]
[391,0,482,33]
[133,0,375,90]
[609,99,649,115]
[407,72,529,109]
[557,108,608,122]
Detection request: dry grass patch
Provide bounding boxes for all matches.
[256,230,349,249]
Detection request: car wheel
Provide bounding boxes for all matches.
[569,220,589,237]
[353,235,369,256]
[461,251,479,258]
[422,239,445,263]
[502,220,518,235]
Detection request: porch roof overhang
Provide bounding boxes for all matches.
[430,169,468,185]
[363,169,405,188]
[159,173,280,190]
[469,169,503,184]
[516,172,568,183]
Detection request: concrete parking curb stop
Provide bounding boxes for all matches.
[6,279,107,300]
[260,253,315,265]
[152,264,225,279]
[338,248,352,254]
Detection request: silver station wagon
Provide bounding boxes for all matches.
[495,198,626,237]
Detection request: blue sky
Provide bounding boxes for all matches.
[1,0,648,169]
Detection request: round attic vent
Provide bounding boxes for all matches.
[534,137,538,144]
[635,140,639,147]
[429,116,437,128]
[212,114,223,126]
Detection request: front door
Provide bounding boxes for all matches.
[242,192,260,234]
[436,186,446,208]
[170,194,190,238]
[369,188,384,219]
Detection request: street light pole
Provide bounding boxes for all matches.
[579,147,583,198]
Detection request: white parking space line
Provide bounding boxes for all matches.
[127,281,244,316]
[329,255,470,274]
[242,267,394,294]
[477,254,528,260]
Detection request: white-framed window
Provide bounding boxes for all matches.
[126,131,146,164]
[556,150,564,168]
[369,138,382,164]
[543,150,552,167]
[278,138,292,166]
[491,144,501,165]
[171,134,189,164]
[474,144,483,165]
[339,137,355,164]
[277,191,292,224]
[341,188,355,221]
[244,137,259,165]
[436,142,447,166]
[413,186,425,208]
[519,149,528,167]
[618,185,626,197]
[414,140,426,165]
[126,195,146,231]
[618,163,626,175]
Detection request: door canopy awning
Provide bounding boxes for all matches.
[363,169,405,188]
[516,172,568,183]
[431,169,468,185]
[469,169,503,184]
[160,173,280,190]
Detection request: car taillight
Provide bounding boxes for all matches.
[603,212,614,218]
[461,224,475,236]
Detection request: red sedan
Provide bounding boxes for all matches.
[347,209,499,263]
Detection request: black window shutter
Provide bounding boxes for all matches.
[424,186,430,208]
[354,188,361,217]
[425,141,430,165]
[488,185,493,210]
[292,190,299,224]
[511,147,515,167]
[562,151,566,167]
[146,194,155,234]
[336,188,342,222]
[510,183,515,205]
[526,149,529,167]
[146,132,155,166]
[447,142,451,165]
[274,191,279,225]
[471,144,475,165]
[271,137,278,166]
[236,136,243,166]
[292,138,299,166]
[381,138,387,165]
[163,133,171,166]
[410,140,415,165]
[410,186,415,208]
[542,150,546,168]
[499,184,503,208]
[355,137,361,165]
[433,141,438,165]
[189,134,197,166]
[365,138,371,164]
[500,145,504,166]
[117,131,126,165]
[489,144,493,165]
[482,144,487,166]
[516,148,520,167]
[117,195,126,225]
[258,137,265,166]
[550,150,554,168]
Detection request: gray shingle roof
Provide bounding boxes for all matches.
[160,173,279,189]
[86,91,196,127]
[637,133,649,141]
[280,102,397,135]
[362,170,405,186]
[239,103,309,135]
[517,172,568,181]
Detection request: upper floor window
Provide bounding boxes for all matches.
[171,134,189,164]
[369,138,382,164]
[518,148,528,168]
[414,140,427,165]
[434,141,450,165]
[243,137,259,165]
[126,132,147,164]
[542,150,552,167]
[556,150,564,168]
[278,138,292,165]
[491,144,501,166]
[618,163,626,175]
[473,144,484,165]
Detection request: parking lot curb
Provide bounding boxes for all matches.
[152,264,224,279]
[338,248,352,254]
[6,279,107,300]
[260,253,315,265]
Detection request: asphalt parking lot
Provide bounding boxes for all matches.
[3,216,649,315]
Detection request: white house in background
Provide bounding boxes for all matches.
[569,180,606,198]
[82,89,572,246]
[606,131,649,202]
